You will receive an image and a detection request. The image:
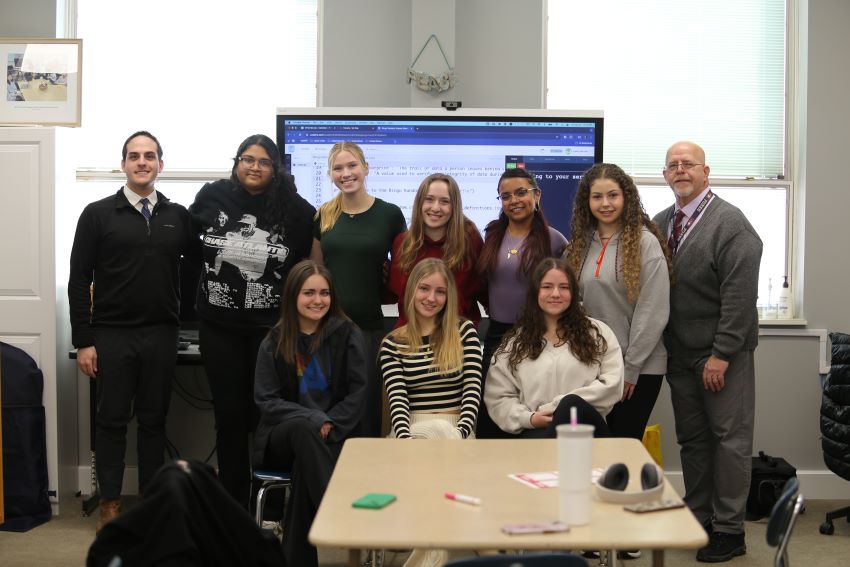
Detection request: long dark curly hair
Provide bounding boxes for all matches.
[566,163,671,303]
[494,258,607,372]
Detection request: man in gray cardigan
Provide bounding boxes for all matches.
[653,141,762,563]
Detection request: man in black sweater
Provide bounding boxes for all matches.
[68,131,194,531]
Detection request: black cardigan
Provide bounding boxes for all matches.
[252,317,368,466]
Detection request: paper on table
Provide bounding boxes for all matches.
[508,468,605,489]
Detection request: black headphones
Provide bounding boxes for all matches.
[595,462,664,503]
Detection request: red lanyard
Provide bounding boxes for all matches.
[594,236,613,278]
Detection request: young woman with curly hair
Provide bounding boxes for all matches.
[565,163,671,440]
[484,258,623,438]
[387,173,484,327]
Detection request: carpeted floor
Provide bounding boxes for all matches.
[1,497,848,566]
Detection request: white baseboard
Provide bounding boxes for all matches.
[76,466,850,501]
[661,470,850,500]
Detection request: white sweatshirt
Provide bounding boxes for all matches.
[484,318,624,434]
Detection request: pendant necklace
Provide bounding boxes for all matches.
[506,232,525,260]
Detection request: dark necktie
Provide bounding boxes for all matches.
[668,210,685,255]
[140,197,152,222]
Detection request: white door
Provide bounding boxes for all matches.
[0,127,60,512]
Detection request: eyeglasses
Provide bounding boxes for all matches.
[664,161,704,172]
[497,187,536,201]
[238,156,273,170]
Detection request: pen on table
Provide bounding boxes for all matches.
[444,492,481,506]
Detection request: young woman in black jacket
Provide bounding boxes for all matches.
[253,260,368,567]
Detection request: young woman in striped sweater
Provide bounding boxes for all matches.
[379,258,483,567]
[380,258,483,441]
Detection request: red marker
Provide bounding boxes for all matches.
[445,492,482,506]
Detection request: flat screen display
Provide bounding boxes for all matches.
[276,108,603,238]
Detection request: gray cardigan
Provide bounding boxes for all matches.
[575,228,669,384]
[653,194,762,361]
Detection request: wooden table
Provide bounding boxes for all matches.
[309,438,707,567]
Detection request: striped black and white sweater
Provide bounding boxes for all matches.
[379,319,483,439]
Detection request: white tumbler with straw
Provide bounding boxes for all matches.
[557,408,594,525]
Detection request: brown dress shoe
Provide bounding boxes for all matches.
[96,498,122,532]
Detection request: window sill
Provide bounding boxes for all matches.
[759,318,807,327]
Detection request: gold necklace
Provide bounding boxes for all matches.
[506,231,526,260]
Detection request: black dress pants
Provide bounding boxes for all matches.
[605,373,664,440]
[263,419,342,567]
[94,325,178,500]
[476,319,514,438]
[199,320,266,509]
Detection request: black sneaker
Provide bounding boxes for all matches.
[618,550,642,559]
[696,532,746,563]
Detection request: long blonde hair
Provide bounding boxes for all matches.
[397,173,474,273]
[316,141,369,233]
[387,258,463,374]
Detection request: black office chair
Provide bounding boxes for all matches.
[765,477,805,567]
[819,331,850,535]
[445,552,589,567]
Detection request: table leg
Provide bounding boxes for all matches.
[652,549,664,567]
[347,548,360,567]
[599,550,618,566]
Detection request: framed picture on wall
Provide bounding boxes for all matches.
[1,38,82,127]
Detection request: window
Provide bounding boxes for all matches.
[547,0,791,315]
[59,0,318,289]
[70,0,317,170]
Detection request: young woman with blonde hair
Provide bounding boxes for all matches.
[380,258,482,566]
[380,258,483,441]
[312,141,406,436]
[387,172,484,327]
[565,163,671,439]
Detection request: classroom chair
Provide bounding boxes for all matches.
[766,477,805,567]
[252,469,291,527]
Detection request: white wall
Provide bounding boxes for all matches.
[454,0,544,108]
[319,0,412,107]
[0,0,56,37]
[320,0,543,109]
[802,0,850,329]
